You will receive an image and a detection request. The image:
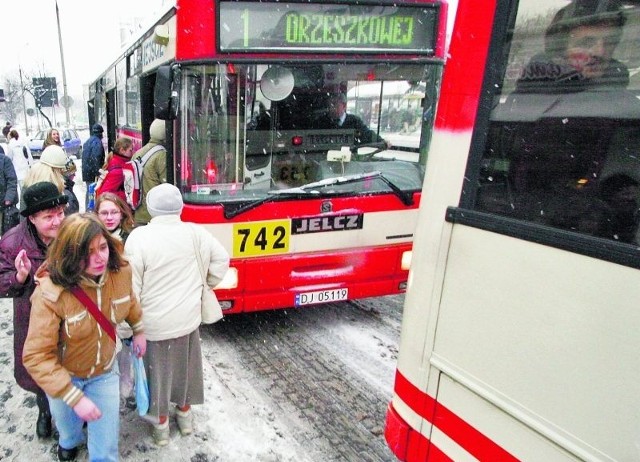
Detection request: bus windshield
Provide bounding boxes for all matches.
[178,63,436,205]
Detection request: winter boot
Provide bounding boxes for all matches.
[35,393,52,438]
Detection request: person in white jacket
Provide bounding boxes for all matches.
[124,183,229,446]
[7,129,33,189]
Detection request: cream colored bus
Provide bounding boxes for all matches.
[385,0,640,460]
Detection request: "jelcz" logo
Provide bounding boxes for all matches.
[292,214,363,234]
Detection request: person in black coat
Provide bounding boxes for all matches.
[0,148,19,234]
[81,124,105,209]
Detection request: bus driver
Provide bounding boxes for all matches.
[322,93,388,146]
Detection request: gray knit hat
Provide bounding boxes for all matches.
[146,183,183,217]
[149,119,166,142]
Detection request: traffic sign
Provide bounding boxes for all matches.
[60,95,74,108]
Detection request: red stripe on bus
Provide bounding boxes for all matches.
[177,0,215,60]
[394,370,519,461]
[395,369,437,419]
[385,400,452,462]
[434,0,496,132]
[425,443,454,462]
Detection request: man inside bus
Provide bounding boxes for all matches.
[502,0,639,228]
[322,93,389,147]
[515,0,629,93]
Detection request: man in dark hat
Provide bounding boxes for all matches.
[516,0,629,92]
[0,181,68,440]
[81,124,106,210]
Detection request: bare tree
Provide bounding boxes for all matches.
[1,70,55,130]
[22,73,54,128]
[0,78,23,126]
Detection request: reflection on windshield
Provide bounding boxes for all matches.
[179,63,438,205]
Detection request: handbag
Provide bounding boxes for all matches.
[2,204,20,234]
[132,354,149,416]
[190,226,223,324]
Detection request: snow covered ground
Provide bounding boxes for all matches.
[0,296,403,461]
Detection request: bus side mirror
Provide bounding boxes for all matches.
[154,64,180,120]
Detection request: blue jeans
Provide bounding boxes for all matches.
[48,369,120,462]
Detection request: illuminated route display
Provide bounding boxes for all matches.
[218,1,439,54]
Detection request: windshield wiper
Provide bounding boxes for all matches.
[224,171,413,219]
[223,190,318,219]
[295,171,414,206]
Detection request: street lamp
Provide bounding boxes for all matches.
[55,0,71,127]
[19,67,29,135]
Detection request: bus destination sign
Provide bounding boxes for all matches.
[218,1,438,54]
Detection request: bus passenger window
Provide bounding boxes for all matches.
[475,0,640,244]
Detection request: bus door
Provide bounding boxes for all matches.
[105,88,116,151]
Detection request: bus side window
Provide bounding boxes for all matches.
[475,0,640,244]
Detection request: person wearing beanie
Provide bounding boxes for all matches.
[22,145,70,215]
[0,181,68,441]
[125,183,229,446]
[81,124,105,210]
[131,119,167,225]
[25,146,79,216]
[39,145,67,169]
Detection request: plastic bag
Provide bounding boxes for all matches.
[133,355,149,416]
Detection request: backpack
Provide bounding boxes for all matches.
[122,145,164,210]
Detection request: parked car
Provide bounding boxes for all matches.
[28,128,82,159]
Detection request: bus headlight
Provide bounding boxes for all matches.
[214,267,238,290]
[401,251,412,271]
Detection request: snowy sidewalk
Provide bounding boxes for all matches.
[0,299,318,462]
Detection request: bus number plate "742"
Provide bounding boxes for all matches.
[295,288,349,306]
[233,220,290,257]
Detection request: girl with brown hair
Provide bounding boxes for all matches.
[95,137,134,203]
[22,213,146,461]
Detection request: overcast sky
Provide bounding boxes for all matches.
[2,0,167,101]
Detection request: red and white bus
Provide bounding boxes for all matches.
[86,0,448,313]
[385,0,640,460]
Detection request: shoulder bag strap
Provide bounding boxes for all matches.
[140,145,164,166]
[69,286,116,343]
